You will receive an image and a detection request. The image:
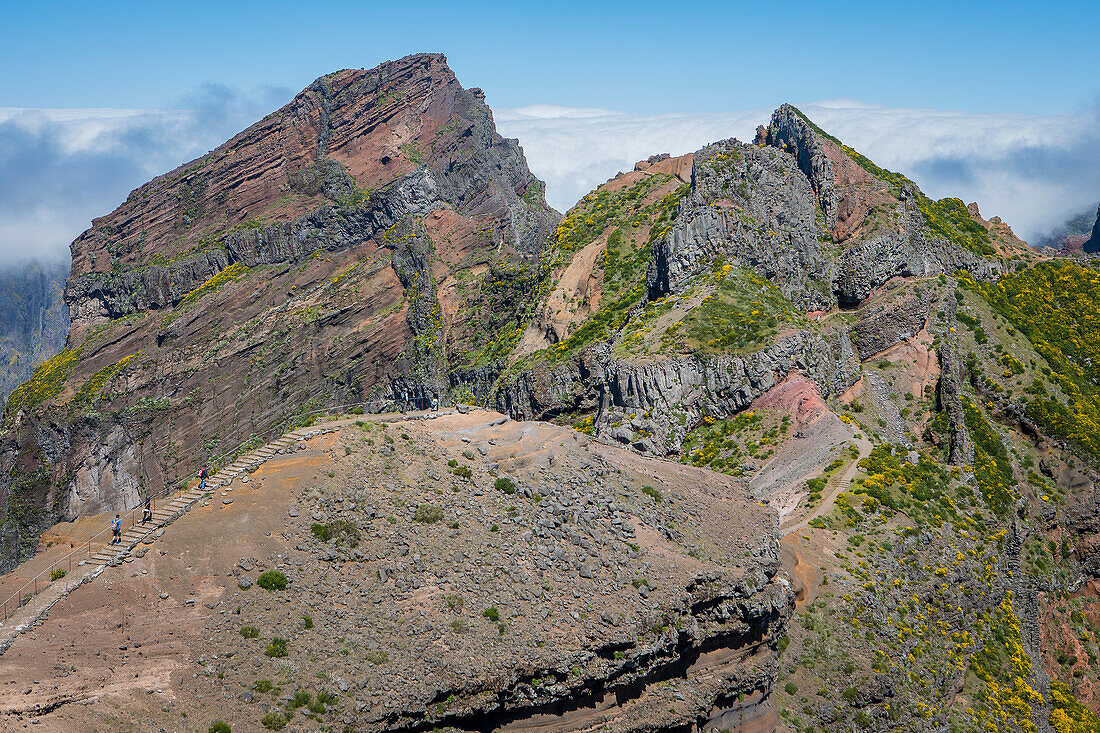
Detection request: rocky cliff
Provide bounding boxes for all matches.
[0,260,68,410]
[490,103,1019,462]
[0,53,557,568]
[1084,203,1100,253]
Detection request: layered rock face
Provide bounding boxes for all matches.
[0,261,68,409]
[0,53,556,567]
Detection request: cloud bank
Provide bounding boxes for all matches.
[0,84,290,266]
[496,101,1100,241]
[0,94,1097,266]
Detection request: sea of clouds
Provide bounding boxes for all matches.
[0,91,1097,265]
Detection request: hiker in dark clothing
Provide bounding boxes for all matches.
[198,466,209,491]
[142,497,152,524]
[112,514,121,544]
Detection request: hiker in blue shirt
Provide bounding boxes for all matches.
[198,466,209,491]
[112,514,121,545]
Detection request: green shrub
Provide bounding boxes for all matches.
[264,637,288,658]
[239,625,259,638]
[640,485,663,502]
[209,722,231,733]
[482,607,500,622]
[414,504,444,523]
[310,520,361,547]
[301,615,313,629]
[261,712,288,730]
[256,570,288,591]
[289,690,311,710]
[50,568,66,581]
[254,679,274,693]
[784,682,798,695]
[308,690,336,713]
[494,477,516,494]
[452,465,472,480]
[365,650,388,664]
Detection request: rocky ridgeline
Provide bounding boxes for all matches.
[0,54,1025,571]
[0,53,558,569]
[493,102,1011,459]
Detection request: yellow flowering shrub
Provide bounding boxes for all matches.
[3,347,81,419]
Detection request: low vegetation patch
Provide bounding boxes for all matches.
[413,504,444,523]
[256,570,288,591]
[667,266,803,355]
[264,637,288,658]
[310,520,361,547]
[3,347,81,420]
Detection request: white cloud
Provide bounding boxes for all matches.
[497,106,769,215]
[497,101,1100,240]
[0,95,1095,268]
[0,84,290,266]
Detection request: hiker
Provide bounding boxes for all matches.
[198,466,209,491]
[112,514,121,545]
[401,390,408,413]
[141,497,152,524]
[431,395,439,412]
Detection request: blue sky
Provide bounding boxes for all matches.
[1,0,1099,263]
[3,0,1097,115]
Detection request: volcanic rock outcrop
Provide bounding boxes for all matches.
[0,53,556,568]
[493,104,1018,460]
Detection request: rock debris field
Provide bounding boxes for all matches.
[0,409,791,732]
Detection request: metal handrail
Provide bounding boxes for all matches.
[0,397,399,621]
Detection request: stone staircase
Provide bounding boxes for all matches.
[86,426,337,567]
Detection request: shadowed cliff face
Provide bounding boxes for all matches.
[0,53,558,568]
[0,260,69,409]
[1084,204,1100,254]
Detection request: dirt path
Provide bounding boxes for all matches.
[779,436,872,537]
